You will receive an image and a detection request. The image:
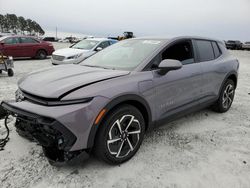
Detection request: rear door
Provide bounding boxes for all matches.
[19,37,40,57]
[1,37,22,57]
[194,40,223,103]
[151,39,203,120]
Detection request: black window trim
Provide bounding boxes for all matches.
[211,41,222,59]
[144,39,198,71]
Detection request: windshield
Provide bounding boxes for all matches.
[71,39,99,50]
[80,39,163,71]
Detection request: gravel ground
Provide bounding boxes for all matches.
[0,43,250,188]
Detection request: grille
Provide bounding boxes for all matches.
[52,54,65,61]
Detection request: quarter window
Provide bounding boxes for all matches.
[212,42,221,58]
[196,40,214,62]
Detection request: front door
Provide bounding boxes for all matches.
[151,40,203,120]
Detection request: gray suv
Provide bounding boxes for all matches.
[1,36,239,165]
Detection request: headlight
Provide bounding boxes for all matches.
[15,89,25,102]
[47,97,93,106]
[67,53,83,59]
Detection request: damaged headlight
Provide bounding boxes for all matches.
[15,89,25,102]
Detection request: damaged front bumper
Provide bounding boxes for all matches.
[1,100,90,164]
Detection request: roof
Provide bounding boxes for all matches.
[133,36,223,44]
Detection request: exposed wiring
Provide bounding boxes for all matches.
[0,115,10,151]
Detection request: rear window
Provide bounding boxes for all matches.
[212,42,221,58]
[196,40,214,62]
[3,37,19,45]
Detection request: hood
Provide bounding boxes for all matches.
[53,48,91,57]
[18,65,130,98]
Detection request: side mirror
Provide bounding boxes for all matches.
[95,47,103,51]
[158,59,182,75]
[0,41,5,46]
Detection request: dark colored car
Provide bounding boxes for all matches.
[43,37,58,42]
[0,36,55,59]
[1,36,239,165]
[225,40,242,50]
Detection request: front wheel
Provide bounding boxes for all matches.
[36,50,47,59]
[212,79,235,113]
[94,105,145,164]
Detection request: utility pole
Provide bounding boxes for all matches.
[56,27,58,40]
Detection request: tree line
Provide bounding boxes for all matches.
[0,14,45,36]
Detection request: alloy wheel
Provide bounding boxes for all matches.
[222,84,234,109]
[107,115,141,159]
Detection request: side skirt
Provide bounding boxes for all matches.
[152,98,217,129]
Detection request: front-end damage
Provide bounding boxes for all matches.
[0,93,110,164]
[1,101,90,164]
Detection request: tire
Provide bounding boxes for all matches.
[212,79,235,113]
[7,69,14,77]
[94,104,145,164]
[36,50,47,59]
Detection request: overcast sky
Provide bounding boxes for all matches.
[0,0,250,40]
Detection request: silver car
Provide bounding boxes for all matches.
[51,38,117,65]
[242,42,250,51]
[1,36,239,165]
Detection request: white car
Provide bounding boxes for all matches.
[51,38,117,65]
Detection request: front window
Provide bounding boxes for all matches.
[20,37,39,44]
[80,39,163,71]
[71,39,99,50]
[162,40,194,65]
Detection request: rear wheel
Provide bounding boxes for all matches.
[36,50,47,59]
[94,105,145,164]
[212,79,235,113]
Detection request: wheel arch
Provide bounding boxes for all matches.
[87,94,153,148]
[227,73,237,88]
[219,71,238,96]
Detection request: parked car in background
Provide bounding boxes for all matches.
[43,37,58,42]
[1,36,239,165]
[0,36,55,59]
[225,40,242,50]
[242,42,250,51]
[51,38,117,65]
